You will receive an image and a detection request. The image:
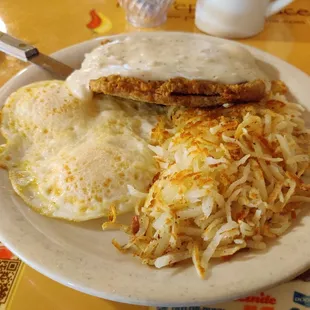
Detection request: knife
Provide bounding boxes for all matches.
[0,31,74,79]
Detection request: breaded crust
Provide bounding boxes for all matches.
[89,75,266,108]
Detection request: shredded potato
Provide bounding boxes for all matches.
[103,85,310,279]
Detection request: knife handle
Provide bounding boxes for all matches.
[0,31,38,62]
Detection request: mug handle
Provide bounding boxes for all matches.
[266,0,294,17]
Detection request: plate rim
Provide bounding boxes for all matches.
[0,31,310,307]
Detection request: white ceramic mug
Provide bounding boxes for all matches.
[195,0,294,38]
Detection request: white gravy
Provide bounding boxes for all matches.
[67,35,268,100]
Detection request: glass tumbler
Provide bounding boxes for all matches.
[119,0,174,28]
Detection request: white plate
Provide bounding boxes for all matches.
[0,32,309,307]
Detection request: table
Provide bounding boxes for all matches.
[0,1,309,309]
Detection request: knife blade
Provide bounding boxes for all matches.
[0,31,74,79]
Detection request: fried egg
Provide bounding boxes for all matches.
[0,81,161,221]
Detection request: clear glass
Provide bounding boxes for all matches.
[119,0,174,28]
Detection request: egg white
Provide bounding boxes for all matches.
[0,81,161,221]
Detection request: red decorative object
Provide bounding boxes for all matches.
[0,247,13,259]
[87,9,102,29]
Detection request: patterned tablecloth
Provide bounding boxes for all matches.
[0,0,309,309]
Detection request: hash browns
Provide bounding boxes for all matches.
[103,85,310,278]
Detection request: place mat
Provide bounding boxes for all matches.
[0,0,310,309]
